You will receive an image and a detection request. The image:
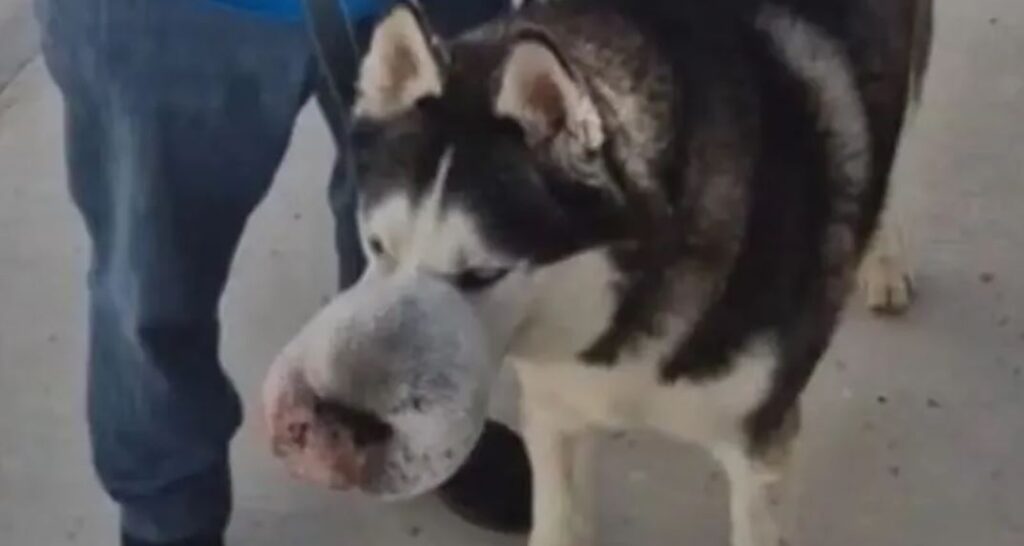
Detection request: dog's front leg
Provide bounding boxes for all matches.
[714,444,790,546]
[519,369,594,546]
[859,211,914,314]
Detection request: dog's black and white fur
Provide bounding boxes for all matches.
[270,1,933,544]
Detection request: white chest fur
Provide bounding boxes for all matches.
[513,343,775,446]
[512,344,782,546]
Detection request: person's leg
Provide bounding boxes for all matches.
[36,0,316,542]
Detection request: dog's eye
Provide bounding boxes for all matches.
[452,267,511,292]
[368,237,385,255]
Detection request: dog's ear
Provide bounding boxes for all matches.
[354,3,444,119]
[494,31,604,150]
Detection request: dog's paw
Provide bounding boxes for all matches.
[858,246,914,315]
[858,216,916,315]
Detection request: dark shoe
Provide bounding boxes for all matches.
[122,532,224,546]
[437,420,532,534]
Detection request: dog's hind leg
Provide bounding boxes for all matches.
[713,406,798,546]
[858,210,914,314]
[713,440,792,546]
[857,0,931,317]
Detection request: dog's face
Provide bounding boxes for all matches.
[264,3,629,499]
[353,3,633,349]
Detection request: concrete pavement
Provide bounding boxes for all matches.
[1,0,1022,544]
[0,0,37,95]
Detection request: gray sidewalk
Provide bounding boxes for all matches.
[0,0,37,95]
[1,0,1023,545]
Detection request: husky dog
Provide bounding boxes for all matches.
[264,1,933,545]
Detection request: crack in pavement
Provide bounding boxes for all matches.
[0,0,40,98]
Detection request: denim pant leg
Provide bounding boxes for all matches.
[36,0,317,541]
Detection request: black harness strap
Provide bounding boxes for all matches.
[302,0,364,145]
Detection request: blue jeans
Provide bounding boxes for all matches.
[35,0,507,541]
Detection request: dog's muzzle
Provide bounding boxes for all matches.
[262,272,497,499]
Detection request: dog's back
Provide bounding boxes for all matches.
[447,0,930,374]
[502,0,932,233]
